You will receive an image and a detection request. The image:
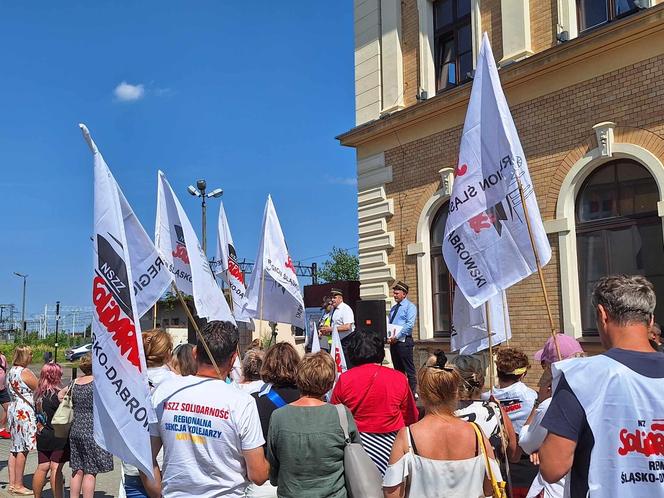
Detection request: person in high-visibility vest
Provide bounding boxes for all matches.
[317,297,333,352]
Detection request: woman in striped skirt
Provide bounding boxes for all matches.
[331,330,419,475]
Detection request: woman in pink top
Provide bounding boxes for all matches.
[331,330,418,475]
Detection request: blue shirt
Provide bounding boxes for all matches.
[388,298,417,339]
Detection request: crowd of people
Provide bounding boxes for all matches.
[1,273,662,497]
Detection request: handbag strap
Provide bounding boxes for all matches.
[470,422,500,491]
[335,404,351,444]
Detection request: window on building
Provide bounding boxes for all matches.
[171,318,180,326]
[575,160,663,335]
[162,318,169,326]
[433,0,472,93]
[576,0,639,32]
[431,203,453,337]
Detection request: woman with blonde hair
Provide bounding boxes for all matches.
[169,343,197,376]
[123,329,176,498]
[238,348,265,394]
[383,352,502,498]
[6,345,37,495]
[267,352,361,497]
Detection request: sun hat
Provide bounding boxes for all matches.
[534,333,584,363]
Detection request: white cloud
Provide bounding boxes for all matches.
[114,81,145,102]
[326,175,357,186]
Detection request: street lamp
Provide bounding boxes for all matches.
[187,179,223,254]
[13,272,27,341]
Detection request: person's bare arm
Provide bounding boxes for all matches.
[244,446,270,485]
[497,404,521,462]
[539,432,576,483]
[482,434,498,497]
[383,428,408,498]
[337,323,352,333]
[141,436,163,498]
[21,368,38,391]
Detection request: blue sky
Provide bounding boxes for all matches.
[0,2,357,318]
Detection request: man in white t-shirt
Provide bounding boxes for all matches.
[318,288,355,365]
[147,321,269,498]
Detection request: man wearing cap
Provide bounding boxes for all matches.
[387,281,417,394]
[539,275,664,498]
[318,288,355,362]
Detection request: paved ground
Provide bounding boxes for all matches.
[0,364,121,497]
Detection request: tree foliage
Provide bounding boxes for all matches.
[318,247,359,283]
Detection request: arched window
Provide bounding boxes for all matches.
[575,159,664,335]
[430,203,452,337]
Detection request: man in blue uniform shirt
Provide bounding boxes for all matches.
[387,281,417,394]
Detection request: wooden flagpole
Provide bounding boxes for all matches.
[516,178,562,361]
[485,301,495,393]
[502,292,510,347]
[152,303,158,329]
[170,282,223,379]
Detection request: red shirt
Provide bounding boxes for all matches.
[331,363,418,433]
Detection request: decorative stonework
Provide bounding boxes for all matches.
[357,152,396,300]
[593,122,616,158]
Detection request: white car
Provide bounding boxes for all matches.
[65,343,93,361]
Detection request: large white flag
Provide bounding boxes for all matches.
[83,124,155,478]
[311,323,321,354]
[451,287,511,355]
[245,195,305,328]
[215,201,251,322]
[155,171,235,323]
[442,33,551,308]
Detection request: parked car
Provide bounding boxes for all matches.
[65,343,93,361]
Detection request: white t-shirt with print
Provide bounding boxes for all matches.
[150,375,265,498]
[481,381,537,433]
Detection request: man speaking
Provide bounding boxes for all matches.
[387,281,417,394]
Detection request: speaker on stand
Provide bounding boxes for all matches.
[355,300,387,341]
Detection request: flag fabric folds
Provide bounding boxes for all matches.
[245,195,305,328]
[311,323,321,354]
[442,33,551,308]
[330,325,347,377]
[155,171,235,324]
[451,286,511,355]
[215,201,251,322]
[82,123,156,478]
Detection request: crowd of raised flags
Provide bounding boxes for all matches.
[76,31,581,494]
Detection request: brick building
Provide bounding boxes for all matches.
[338,0,664,370]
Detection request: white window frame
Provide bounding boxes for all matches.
[417,0,482,99]
[554,141,664,338]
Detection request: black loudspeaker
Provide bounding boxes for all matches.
[355,300,387,341]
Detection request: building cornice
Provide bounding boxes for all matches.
[337,4,664,149]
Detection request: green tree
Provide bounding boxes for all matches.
[318,247,359,283]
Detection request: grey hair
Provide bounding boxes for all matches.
[591,275,656,327]
[450,355,485,395]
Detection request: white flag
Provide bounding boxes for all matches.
[83,124,155,478]
[245,195,305,328]
[451,286,511,355]
[155,171,235,323]
[311,323,321,354]
[442,33,551,308]
[330,325,347,377]
[215,201,251,322]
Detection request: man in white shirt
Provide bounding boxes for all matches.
[146,321,269,498]
[319,288,355,365]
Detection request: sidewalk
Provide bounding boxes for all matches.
[0,435,121,497]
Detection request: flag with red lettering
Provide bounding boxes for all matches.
[330,325,346,377]
[442,33,551,308]
[155,171,235,323]
[245,195,305,328]
[451,286,511,354]
[214,201,251,322]
[83,123,155,478]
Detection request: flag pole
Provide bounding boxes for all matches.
[502,293,510,347]
[170,282,223,379]
[485,301,495,393]
[152,304,157,329]
[516,178,562,361]
[258,268,266,340]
